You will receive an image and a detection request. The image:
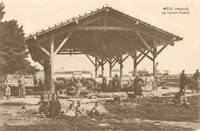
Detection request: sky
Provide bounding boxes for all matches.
[1,0,200,75]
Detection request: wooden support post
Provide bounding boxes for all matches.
[101,59,104,77]
[133,49,137,76]
[44,60,48,86]
[95,57,98,77]
[153,38,158,90]
[50,34,55,93]
[109,59,112,77]
[119,56,123,92]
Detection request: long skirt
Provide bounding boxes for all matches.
[19,85,26,96]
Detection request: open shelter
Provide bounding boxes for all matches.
[25,6,183,92]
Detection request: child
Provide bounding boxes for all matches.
[88,102,107,117]
[65,101,76,117]
[173,89,191,108]
[75,101,85,117]
[5,84,11,100]
[89,102,100,117]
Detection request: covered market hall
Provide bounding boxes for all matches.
[25,6,183,93]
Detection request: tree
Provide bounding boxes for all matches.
[0,3,39,77]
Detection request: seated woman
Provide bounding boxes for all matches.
[38,100,49,117]
[49,93,62,117]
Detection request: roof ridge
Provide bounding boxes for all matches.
[25,5,182,41]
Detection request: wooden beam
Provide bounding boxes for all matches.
[107,16,132,27]
[103,60,107,66]
[54,31,74,55]
[107,16,174,44]
[157,44,168,56]
[137,49,153,61]
[122,54,130,62]
[135,31,153,54]
[73,26,139,31]
[111,60,117,68]
[103,10,108,26]
[80,16,103,26]
[136,51,150,65]
[137,51,143,59]
[58,52,83,55]
[37,44,50,56]
[137,54,145,65]
[113,56,120,64]
[85,54,95,66]
[37,59,44,67]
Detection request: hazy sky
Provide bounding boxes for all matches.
[2,0,200,75]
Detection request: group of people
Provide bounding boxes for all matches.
[54,74,145,98]
[179,69,200,93]
[38,93,62,117]
[172,69,200,108]
[38,93,105,118]
[56,76,120,95]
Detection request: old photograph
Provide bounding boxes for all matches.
[0,0,199,130]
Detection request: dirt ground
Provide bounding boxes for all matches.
[0,88,199,131]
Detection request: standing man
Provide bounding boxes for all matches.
[193,69,200,93]
[180,70,187,93]
[133,74,144,97]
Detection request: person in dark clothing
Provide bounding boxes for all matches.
[33,77,38,87]
[133,74,144,97]
[38,100,49,117]
[113,74,120,92]
[192,69,200,93]
[101,77,107,92]
[33,77,38,98]
[180,70,188,93]
[49,93,61,117]
[38,79,44,91]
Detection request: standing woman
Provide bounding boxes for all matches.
[18,79,22,98]
[5,84,11,100]
[18,77,26,98]
[133,74,144,97]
